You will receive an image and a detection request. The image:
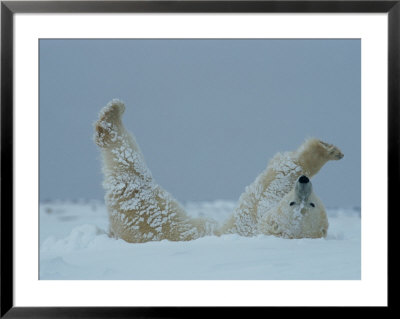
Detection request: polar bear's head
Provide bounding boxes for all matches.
[294,175,313,202]
[287,175,328,238]
[261,175,329,239]
[289,175,319,216]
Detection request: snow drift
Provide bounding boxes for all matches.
[39,200,360,280]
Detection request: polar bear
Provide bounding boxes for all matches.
[94,99,218,243]
[94,99,343,242]
[219,138,343,238]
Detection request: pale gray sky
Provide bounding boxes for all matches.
[39,39,360,208]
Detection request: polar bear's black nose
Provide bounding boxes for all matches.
[299,175,309,184]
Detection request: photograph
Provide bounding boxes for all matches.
[39,38,361,280]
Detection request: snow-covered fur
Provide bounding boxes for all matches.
[219,138,343,237]
[94,99,218,243]
[95,99,343,242]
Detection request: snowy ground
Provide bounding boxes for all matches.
[39,200,361,280]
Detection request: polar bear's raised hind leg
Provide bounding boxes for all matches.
[94,99,219,243]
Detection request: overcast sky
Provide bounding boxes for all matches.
[39,39,360,208]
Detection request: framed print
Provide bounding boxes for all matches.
[1,0,396,317]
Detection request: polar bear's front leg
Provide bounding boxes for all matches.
[295,139,344,177]
[94,99,217,243]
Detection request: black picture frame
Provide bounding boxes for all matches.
[1,0,396,317]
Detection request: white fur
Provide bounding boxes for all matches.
[94,99,343,242]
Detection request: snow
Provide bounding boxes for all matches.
[40,200,361,280]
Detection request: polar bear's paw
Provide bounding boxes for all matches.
[98,99,125,124]
[94,99,125,147]
[319,140,344,160]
